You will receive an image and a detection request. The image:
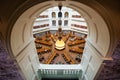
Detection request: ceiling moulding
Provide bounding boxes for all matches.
[29,3,51,18]
[69,3,92,19]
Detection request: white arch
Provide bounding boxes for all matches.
[11,1,110,57]
[10,1,112,80]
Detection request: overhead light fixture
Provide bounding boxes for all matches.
[55,4,65,50]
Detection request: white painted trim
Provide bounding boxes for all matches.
[39,64,82,70]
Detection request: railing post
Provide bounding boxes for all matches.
[38,68,82,79]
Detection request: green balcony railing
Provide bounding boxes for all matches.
[37,69,82,79]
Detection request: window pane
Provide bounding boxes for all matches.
[58,12,62,18]
[52,20,56,26]
[52,12,56,18]
[65,12,69,18]
[64,20,68,26]
[58,20,62,26]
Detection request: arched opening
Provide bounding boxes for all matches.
[64,12,69,18]
[32,6,87,64]
[10,1,112,80]
[52,12,56,18]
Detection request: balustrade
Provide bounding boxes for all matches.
[38,69,82,77]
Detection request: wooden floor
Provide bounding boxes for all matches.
[34,31,86,64]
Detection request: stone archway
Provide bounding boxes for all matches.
[9,1,113,80]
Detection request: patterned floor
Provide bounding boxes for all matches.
[0,42,23,80]
[97,41,120,80]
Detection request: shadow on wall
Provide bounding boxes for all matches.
[0,41,23,80]
[97,41,120,80]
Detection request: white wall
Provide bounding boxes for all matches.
[17,41,39,80]
[10,1,112,80]
[81,41,103,80]
[32,6,88,33]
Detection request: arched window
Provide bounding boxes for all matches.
[64,20,68,26]
[52,12,56,18]
[52,20,56,26]
[58,20,62,26]
[65,12,69,18]
[58,12,62,18]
